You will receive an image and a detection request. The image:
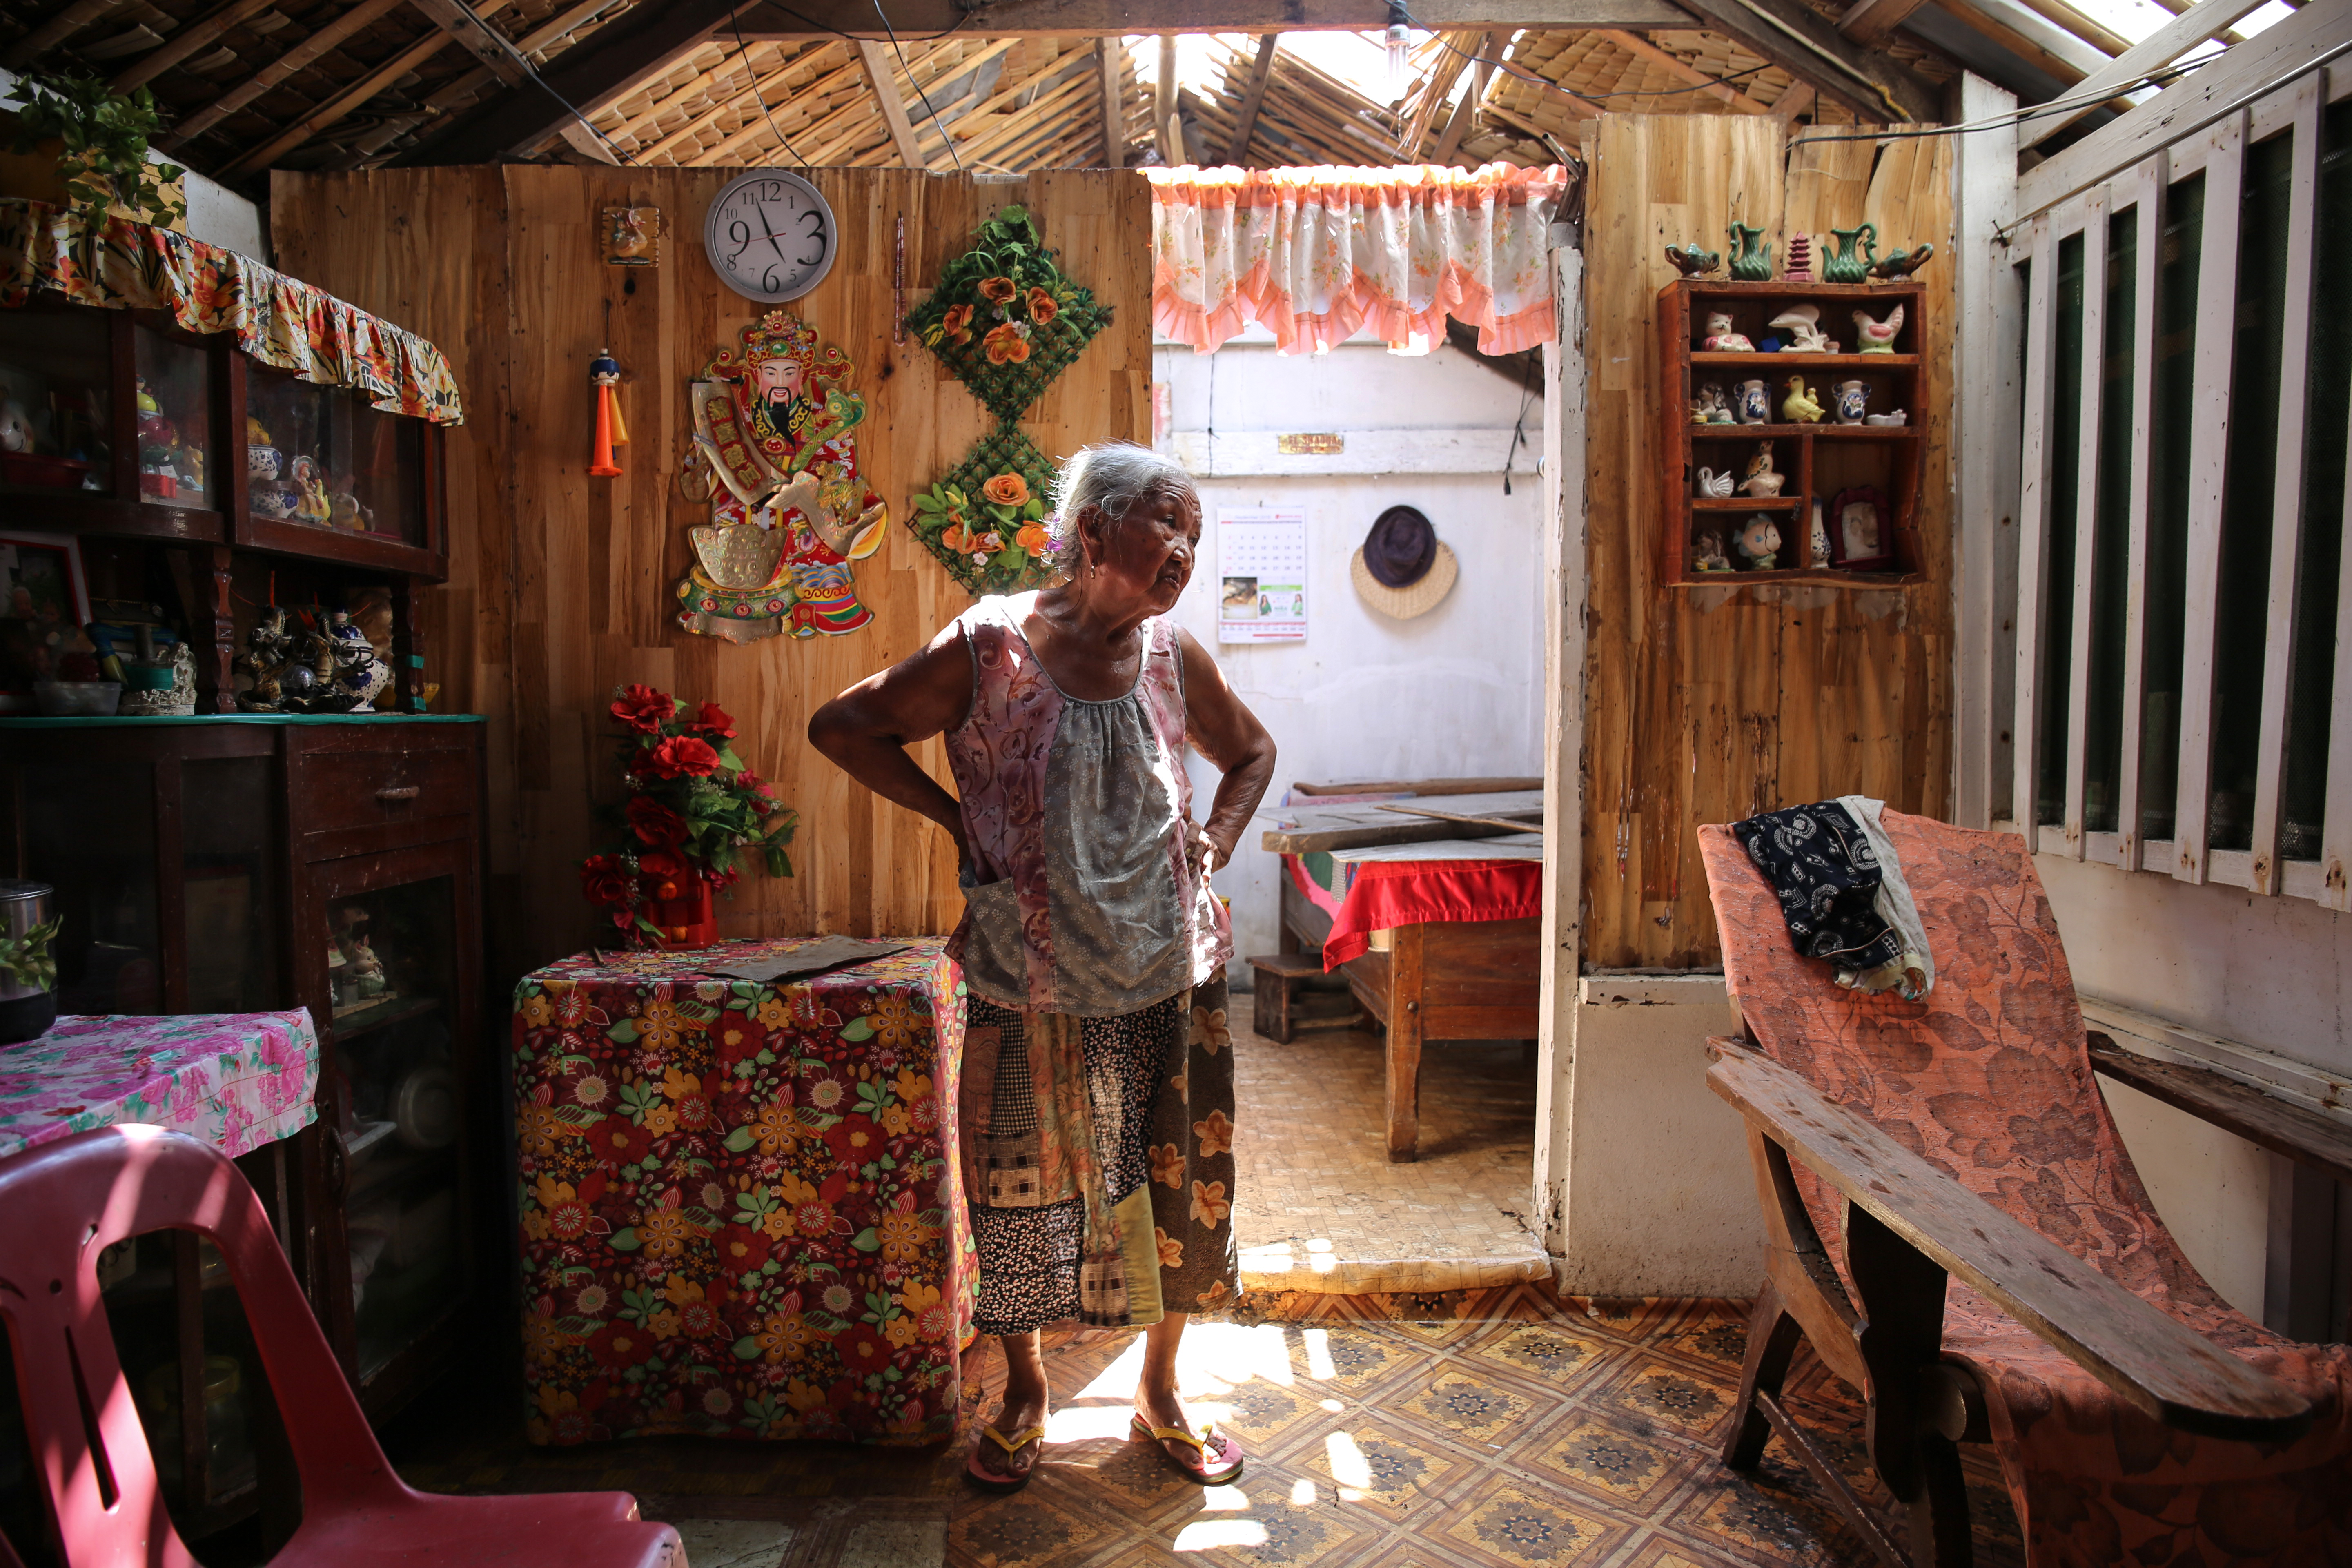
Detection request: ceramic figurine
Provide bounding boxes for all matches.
[1868,243,1936,281]
[1701,310,1755,353]
[247,443,282,481]
[1784,232,1814,282]
[1695,382,1734,424]
[119,640,196,717]
[1766,303,1829,352]
[1735,379,1771,425]
[1864,409,1909,426]
[1809,501,1831,567]
[251,480,300,519]
[291,609,391,713]
[135,378,159,415]
[1694,526,1733,572]
[288,456,332,524]
[1665,243,1721,277]
[1853,303,1906,353]
[1727,222,1773,281]
[1696,466,1735,499]
[1742,441,1784,498]
[329,490,372,532]
[232,607,300,712]
[0,395,33,453]
[1781,378,1824,423]
[1822,222,1878,283]
[1736,513,1782,570]
[1834,378,1869,424]
[348,935,387,999]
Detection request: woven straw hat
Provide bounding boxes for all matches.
[1350,505,1458,619]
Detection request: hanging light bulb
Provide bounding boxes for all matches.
[1385,0,1412,100]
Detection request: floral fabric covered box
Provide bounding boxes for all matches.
[511,938,972,1446]
[0,1009,318,1161]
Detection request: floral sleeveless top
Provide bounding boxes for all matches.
[944,593,1232,1017]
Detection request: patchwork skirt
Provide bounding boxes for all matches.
[959,978,1238,1336]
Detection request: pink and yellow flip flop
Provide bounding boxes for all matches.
[1131,1414,1245,1485]
[966,1423,1047,1492]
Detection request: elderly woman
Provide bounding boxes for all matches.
[810,442,1274,1491]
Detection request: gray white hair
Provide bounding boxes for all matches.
[1045,441,1200,558]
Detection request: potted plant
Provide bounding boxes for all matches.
[2,70,186,227]
[0,882,60,1044]
[579,686,795,948]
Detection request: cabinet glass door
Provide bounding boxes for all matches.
[246,367,425,548]
[133,324,214,510]
[328,874,464,1382]
[0,307,113,499]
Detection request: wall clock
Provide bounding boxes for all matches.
[703,170,838,304]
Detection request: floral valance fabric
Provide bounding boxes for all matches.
[1144,164,1569,357]
[0,198,464,425]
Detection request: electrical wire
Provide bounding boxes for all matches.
[728,1,810,168]
[1784,57,2205,152]
[439,0,638,163]
[1394,6,1778,114]
[872,0,963,173]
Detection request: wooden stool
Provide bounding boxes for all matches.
[1246,952,1326,1042]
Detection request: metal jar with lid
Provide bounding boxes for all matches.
[0,880,58,1045]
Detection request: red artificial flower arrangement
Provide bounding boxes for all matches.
[581,684,797,943]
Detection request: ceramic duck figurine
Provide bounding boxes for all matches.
[1766,303,1830,352]
[1665,243,1721,277]
[1868,243,1935,281]
[1781,378,1824,423]
[1701,310,1755,353]
[1696,466,1735,499]
[1742,441,1784,498]
[1737,514,1782,570]
[1853,303,1906,353]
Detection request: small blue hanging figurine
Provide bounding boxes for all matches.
[1727,222,1773,281]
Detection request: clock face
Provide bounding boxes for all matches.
[704,171,838,304]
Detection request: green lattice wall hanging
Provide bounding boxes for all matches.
[903,206,1113,596]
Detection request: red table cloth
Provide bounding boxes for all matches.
[510,938,973,1446]
[1287,851,1544,968]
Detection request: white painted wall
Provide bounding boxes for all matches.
[1154,332,1548,973]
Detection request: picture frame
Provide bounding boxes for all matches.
[601,206,663,267]
[0,529,92,708]
[1829,486,1893,571]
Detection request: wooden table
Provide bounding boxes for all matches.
[1271,846,1541,1163]
[509,937,972,1446]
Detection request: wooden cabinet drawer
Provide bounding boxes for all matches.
[292,742,476,844]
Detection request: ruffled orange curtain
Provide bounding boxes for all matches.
[1144,164,1569,356]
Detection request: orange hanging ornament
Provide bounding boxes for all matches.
[589,348,626,477]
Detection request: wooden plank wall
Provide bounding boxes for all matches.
[272,167,1150,982]
[1581,116,1957,968]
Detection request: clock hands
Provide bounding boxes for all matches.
[750,198,793,274]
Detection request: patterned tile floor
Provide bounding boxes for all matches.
[383,1288,2026,1568]
[1231,995,1550,1296]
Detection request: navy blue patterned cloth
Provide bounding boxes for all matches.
[1730,802,1903,975]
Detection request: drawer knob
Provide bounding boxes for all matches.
[377,785,422,802]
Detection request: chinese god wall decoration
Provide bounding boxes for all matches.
[674,312,886,642]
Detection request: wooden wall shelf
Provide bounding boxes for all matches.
[1660,279,1929,586]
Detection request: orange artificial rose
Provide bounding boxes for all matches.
[1016,521,1050,553]
[981,472,1028,507]
[983,323,1030,365]
[977,276,1018,304]
[940,302,974,344]
[1026,287,1058,325]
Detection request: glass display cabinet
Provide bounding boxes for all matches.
[0,716,489,1433]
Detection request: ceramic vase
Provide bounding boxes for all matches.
[646,878,718,949]
[1835,380,1869,425]
[1735,380,1770,425]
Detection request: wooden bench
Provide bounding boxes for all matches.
[1246,951,1332,1043]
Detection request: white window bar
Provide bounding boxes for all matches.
[2113,155,2166,874]
[2247,78,2325,895]
[2167,111,2247,886]
[2012,212,2059,855]
[2062,183,2112,860]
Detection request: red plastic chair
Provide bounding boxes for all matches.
[0,1125,684,1568]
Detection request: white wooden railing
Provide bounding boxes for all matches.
[2006,4,2352,909]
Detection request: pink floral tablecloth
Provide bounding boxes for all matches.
[0,1010,320,1161]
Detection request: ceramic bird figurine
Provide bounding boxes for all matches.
[1766,303,1830,352]
[1696,466,1735,499]
[1853,303,1906,354]
[1868,243,1936,281]
[1780,378,1824,423]
[1742,441,1784,498]
[1665,243,1721,277]
[1737,514,1782,570]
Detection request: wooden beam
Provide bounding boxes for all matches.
[1770,78,1815,124]
[110,0,275,91]
[2006,0,2132,58]
[1156,33,1179,163]
[630,43,842,163]
[724,0,1695,37]
[1837,0,1932,45]
[1672,0,1940,120]
[1221,32,1277,161]
[1099,36,1126,165]
[2090,1037,2352,1188]
[1432,32,1497,158]
[406,0,532,84]
[163,0,409,151]
[222,14,491,177]
[5,0,124,69]
[417,0,637,115]
[397,0,746,163]
[2016,0,2278,149]
[1597,28,1770,111]
[856,38,928,166]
